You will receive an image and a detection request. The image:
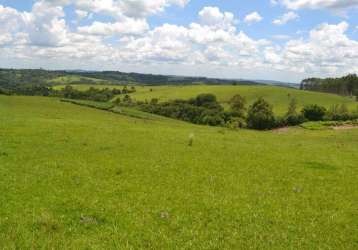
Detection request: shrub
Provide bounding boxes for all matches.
[123,94,132,104]
[194,93,217,106]
[226,117,247,129]
[150,98,159,105]
[247,97,276,130]
[302,104,326,121]
[326,104,351,121]
[201,114,224,126]
[285,113,305,126]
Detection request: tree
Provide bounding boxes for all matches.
[123,94,132,104]
[302,104,326,121]
[287,98,297,115]
[285,98,304,125]
[229,94,246,118]
[247,97,276,130]
[150,98,159,105]
[113,97,121,105]
[354,89,358,101]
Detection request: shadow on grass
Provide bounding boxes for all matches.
[304,161,337,171]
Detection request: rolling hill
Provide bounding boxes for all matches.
[58,84,358,115]
[0,95,357,249]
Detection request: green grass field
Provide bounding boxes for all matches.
[48,76,110,85]
[55,84,357,115]
[1,94,357,249]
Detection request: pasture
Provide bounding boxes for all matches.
[54,84,357,115]
[0,95,357,249]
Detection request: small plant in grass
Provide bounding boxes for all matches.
[188,133,195,146]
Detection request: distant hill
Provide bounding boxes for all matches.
[1,68,299,92]
[250,79,300,88]
[0,68,266,89]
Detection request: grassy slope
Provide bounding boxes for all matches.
[0,96,357,249]
[55,84,357,115]
[48,76,110,85]
[130,85,357,114]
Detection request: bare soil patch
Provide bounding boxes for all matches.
[272,127,289,133]
[333,125,358,130]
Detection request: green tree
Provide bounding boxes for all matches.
[285,98,304,125]
[229,94,246,118]
[123,94,132,104]
[247,97,276,130]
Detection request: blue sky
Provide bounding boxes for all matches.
[0,0,358,82]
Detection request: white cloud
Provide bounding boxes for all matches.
[78,18,149,36]
[244,12,263,24]
[75,9,88,20]
[0,33,13,46]
[27,1,69,46]
[281,0,358,11]
[272,34,291,40]
[43,0,190,18]
[198,6,237,30]
[265,22,358,75]
[273,11,299,25]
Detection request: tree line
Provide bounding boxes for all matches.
[0,68,245,88]
[300,74,358,99]
[116,93,358,130]
[0,84,136,102]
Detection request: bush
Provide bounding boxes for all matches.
[247,97,276,130]
[285,113,305,126]
[326,104,351,121]
[194,93,217,106]
[201,114,224,126]
[226,117,247,129]
[302,104,326,121]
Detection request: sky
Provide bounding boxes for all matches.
[0,0,358,82]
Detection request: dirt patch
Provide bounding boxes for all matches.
[272,127,289,133]
[333,125,358,130]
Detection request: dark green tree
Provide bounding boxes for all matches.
[247,97,276,130]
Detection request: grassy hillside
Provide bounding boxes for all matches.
[47,76,110,85]
[130,85,357,113]
[0,95,357,249]
[57,84,357,115]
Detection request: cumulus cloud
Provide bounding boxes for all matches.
[282,0,358,11]
[42,0,190,18]
[198,6,237,30]
[244,12,263,24]
[1,1,358,81]
[78,18,149,36]
[273,11,299,25]
[265,22,358,75]
[75,9,88,20]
